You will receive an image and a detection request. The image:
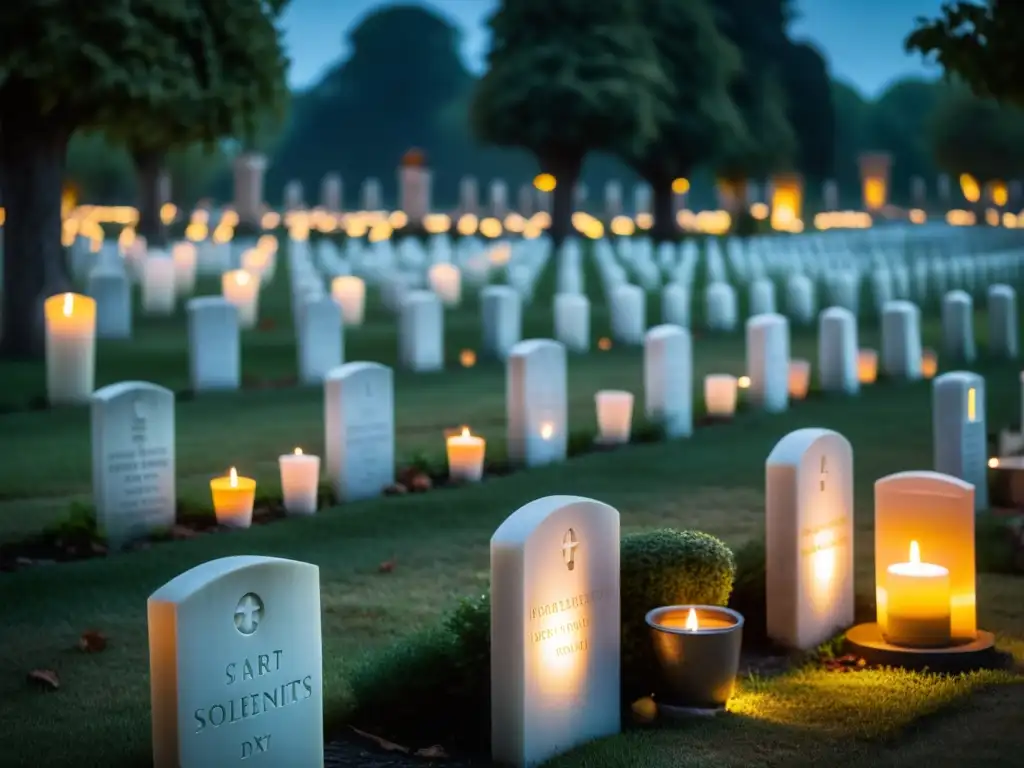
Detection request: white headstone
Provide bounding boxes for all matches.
[766,428,855,649]
[142,256,177,316]
[507,340,568,467]
[749,279,777,317]
[932,372,987,511]
[91,381,175,548]
[610,284,645,345]
[745,313,790,413]
[785,274,816,325]
[186,297,240,392]
[941,290,976,362]
[553,293,590,353]
[881,300,922,380]
[705,282,738,332]
[481,285,523,360]
[817,306,859,395]
[324,362,395,502]
[491,496,621,768]
[148,556,323,768]
[661,283,690,328]
[298,297,344,385]
[398,290,444,372]
[643,325,692,438]
[88,268,132,339]
[987,284,1018,359]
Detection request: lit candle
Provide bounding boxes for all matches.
[141,256,176,315]
[595,390,634,444]
[704,374,738,417]
[858,348,878,384]
[44,292,96,405]
[331,276,366,326]
[278,448,320,516]
[241,247,274,283]
[172,241,197,296]
[221,269,259,329]
[788,359,811,400]
[921,348,938,379]
[459,349,476,368]
[883,540,951,648]
[210,467,257,528]
[661,607,737,632]
[428,263,462,307]
[446,426,486,482]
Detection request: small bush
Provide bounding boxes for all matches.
[727,538,768,647]
[620,529,735,700]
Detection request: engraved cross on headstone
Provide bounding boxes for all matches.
[562,528,578,571]
[234,593,264,635]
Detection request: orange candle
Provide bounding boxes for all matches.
[210,467,256,528]
[446,427,486,482]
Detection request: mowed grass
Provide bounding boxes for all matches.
[0,235,1022,766]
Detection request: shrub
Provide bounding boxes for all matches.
[727,538,769,647]
[619,529,735,700]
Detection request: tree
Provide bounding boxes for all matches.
[470,0,671,245]
[620,0,744,242]
[0,0,288,359]
[779,42,835,184]
[906,1,1024,108]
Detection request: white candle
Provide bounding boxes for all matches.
[278,447,320,516]
[788,359,811,400]
[446,427,486,482]
[883,540,952,648]
[172,241,197,296]
[858,348,878,384]
[331,276,366,326]
[221,269,259,329]
[141,256,176,315]
[241,247,274,284]
[704,374,738,417]
[595,390,634,444]
[428,263,462,307]
[44,292,96,405]
[210,466,257,528]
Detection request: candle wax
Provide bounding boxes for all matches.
[279,453,320,516]
[210,474,257,528]
[884,560,952,648]
[447,430,486,482]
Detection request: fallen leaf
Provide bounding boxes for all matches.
[414,744,449,758]
[27,669,60,690]
[378,559,396,573]
[78,630,108,653]
[348,726,408,753]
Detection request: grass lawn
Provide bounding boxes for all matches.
[0,235,1022,766]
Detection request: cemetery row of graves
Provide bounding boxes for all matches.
[1,219,1023,766]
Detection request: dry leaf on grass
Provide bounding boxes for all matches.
[27,669,60,690]
[414,744,449,758]
[78,630,108,653]
[378,559,396,573]
[348,726,408,753]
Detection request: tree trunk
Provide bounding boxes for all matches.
[650,179,678,243]
[0,118,72,360]
[539,152,583,248]
[133,148,168,248]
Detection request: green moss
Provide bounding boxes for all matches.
[620,529,735,700]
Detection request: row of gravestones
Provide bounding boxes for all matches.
[146,427,978,767]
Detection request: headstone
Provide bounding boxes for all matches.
[298,297,344,386]
[610,284,645,345]
[324,362,395,502]
[749,279,776,317]
[186,297,240,392]
[491,496,621,767]
[490,180,508,218]
[765,428,855,649]
[705,282,738,332]
[987,284,1018,359]
[283,180,304,210]
[361,178,382,211]
[661,283,690,328]
[785,274,815,325]
[481,285,522,360]
[459,176,479,215]
[643,325,692,438]
[932,372,987,511]
[141,256,177,316]
[507,340,568,467]
[427,263,461,307]
[745,313,790,412]
[817,306,859,395]
[399,291,444,372]
[881,300,922,380]
[88,268,132,339]
[941,290,976,362]
[91,381,175,548]
[320,173,342,211]
[148,556,323,767]
[232,153,267,229]
[874,471,976,642]
[553,293,590,353]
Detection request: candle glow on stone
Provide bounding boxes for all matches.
[967,387,977,422]
[539,422,554,440]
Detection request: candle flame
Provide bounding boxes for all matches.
[738,376,751,389]
[460,427,470,439]
[909,540,920,564]
[237,272,250,286]
[685,607,699,632]
[229,467,238,488]
[989,457,1000,468]
[540,422,554,440]
[294,447,303,455]
[62,292,73,317]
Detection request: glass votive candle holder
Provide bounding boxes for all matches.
[595,390,634,444]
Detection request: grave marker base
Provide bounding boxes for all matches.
[845,623,1000,673]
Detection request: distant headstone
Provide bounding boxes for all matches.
[186,297,241,392]
[661,283,690,328]
[785,274,816,325]
[749,279,776,317]
[398,291,444,372]
[881,300,923,380]
[746,313,790,412]
[941,290,976,362]
[553,293,590,353]
[765,428,855,649]
[704,282,738,332]
[148,556,323,768]
[817,306,858,394]
[481,285,523,360]
[88,268,132,339]
[932,372,987,511]
[91,381,175,548]
[507,340,568,467]
[324,362,395,502]
[491,496,621,767]
[610,284,645,345]
[643,325,693,438]
[987,284,1018,359]
[297,297,344,385]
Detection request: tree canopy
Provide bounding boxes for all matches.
[929,87,1024,186]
